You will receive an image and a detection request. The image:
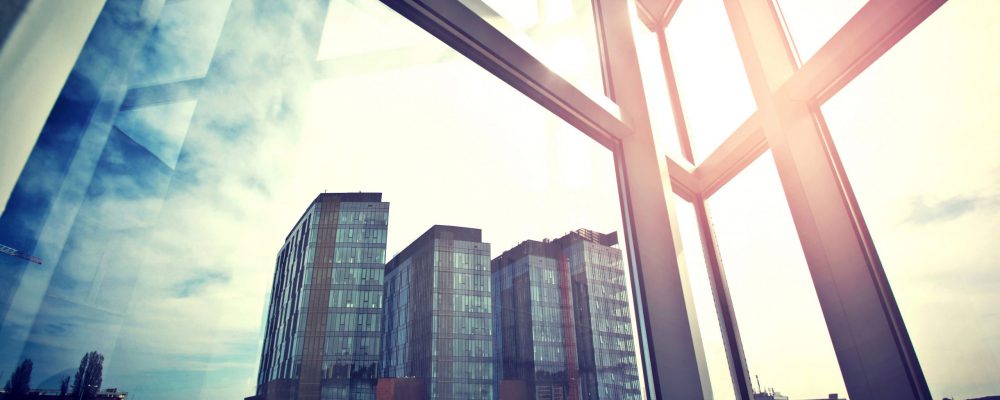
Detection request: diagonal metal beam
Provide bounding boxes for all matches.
[693,112,766,199]
[724,0,936,398]
[689,0,943,199]
[380,0,632,149]
[780,0,947,104]
[687,0,944,196]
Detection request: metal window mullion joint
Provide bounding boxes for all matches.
[721,0,931,398]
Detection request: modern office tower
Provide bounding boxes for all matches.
[254,193,389,400]
[381,225,494,400]
[492,229,641,400]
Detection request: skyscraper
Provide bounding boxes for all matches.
[254,193,389,400]
[381,225,494,400]
[492,229,641,400]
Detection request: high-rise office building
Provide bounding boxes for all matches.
[381,225,494,400]
[492,229,641,400]
[254,193,389,400]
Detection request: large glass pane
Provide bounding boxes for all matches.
[0,1,647,399]
[113,100,198,169]
[774,0,868,65]
[821,1,1000,398]
[665,0,757,162]
[308,48,644,399]
[708,153,848,399]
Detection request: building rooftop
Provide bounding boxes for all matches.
[492,228,619,272]
[385,225,484,274]
[283,192,385,242]
[315,192,382,203]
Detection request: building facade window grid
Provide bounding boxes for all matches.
[256,194,389,400]
[382,227,494,399]
[492,231,641,400]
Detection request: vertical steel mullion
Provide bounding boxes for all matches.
[596,0,712,398]
[656,21,755,400]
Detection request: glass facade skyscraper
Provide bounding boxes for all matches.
[255,193,388,400]
[492,229,641,400]
[381,225,494,400]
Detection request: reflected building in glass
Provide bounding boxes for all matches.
[380,225,494,400]
[254,193,388,400]
[492,229,640,400]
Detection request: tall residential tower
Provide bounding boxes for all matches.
[381,225,494,400]
[492,229,641,400]
[254,193,389,400]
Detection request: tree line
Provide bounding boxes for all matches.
[2,351,104,400]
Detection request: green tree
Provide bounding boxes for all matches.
[59,376,70,397]
[3,359,32,399]
[70,352,103,400]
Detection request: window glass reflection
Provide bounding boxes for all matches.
[129,0,231,86]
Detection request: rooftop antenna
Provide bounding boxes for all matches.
[755,374,762,394]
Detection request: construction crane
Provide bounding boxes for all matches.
[0,243,42,265]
